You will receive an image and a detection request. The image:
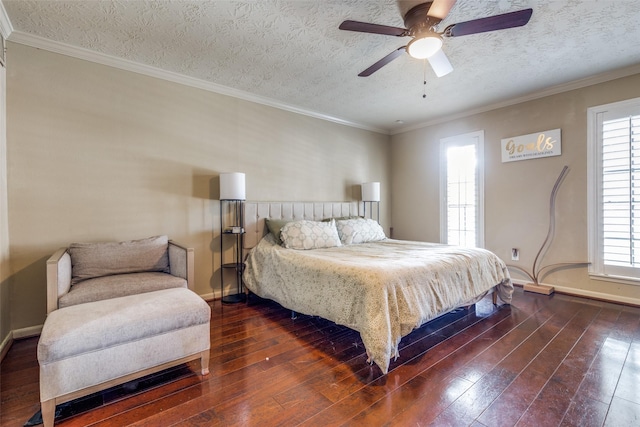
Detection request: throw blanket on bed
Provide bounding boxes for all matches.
[243,234,513,373]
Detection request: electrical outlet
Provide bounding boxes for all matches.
[511,248,520,261]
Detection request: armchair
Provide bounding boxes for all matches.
[38,236,210,427]
[45,235,195,313]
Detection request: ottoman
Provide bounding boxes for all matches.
[37,287,210,427]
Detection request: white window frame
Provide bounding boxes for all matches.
[0,33,5,67]
[439,130,485,248]
[587,97,640,286]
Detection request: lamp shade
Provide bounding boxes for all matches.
[220,172,246,200]
[361,182,381,202]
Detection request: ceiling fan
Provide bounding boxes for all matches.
[339,0,533,77]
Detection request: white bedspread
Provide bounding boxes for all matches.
[243,234,513,373]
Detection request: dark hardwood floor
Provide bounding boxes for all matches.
[2,287,640,426]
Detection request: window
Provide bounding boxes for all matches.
[440,131,484,248]
[587,98,640,284]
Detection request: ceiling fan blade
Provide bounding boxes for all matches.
[358,47,407,77]
[427,0,457,20]
[427,49,453,77]
[443,8,533,37]
[339,20,408,37]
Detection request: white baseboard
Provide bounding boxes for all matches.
[552,285,640,307]
[0,331,12,363]
[202,288,231,302]
[1,325,43,363]
[200,291,216,302]
[515,281,640,307]
[13,324,43,339]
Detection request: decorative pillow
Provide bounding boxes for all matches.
[69,235,170,284]
[279,219,342,250]
[336,218,386,245]
[265,218,290,243]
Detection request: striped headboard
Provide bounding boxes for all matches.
[244,201,360,250]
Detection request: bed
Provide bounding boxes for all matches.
[242,202,513,374]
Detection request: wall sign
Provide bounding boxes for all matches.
[501,129,561,163]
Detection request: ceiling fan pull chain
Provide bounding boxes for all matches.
[423,59,427,99]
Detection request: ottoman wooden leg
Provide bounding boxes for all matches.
[41,399,55,427]
[200,350,210,375]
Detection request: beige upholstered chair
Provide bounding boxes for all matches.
[38,236,210,427]
[45,235,195,313]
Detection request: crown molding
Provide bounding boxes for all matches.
[0,1,13,39]
[6,30,388,135]
[11,21,637,138]
[393,63,640,135]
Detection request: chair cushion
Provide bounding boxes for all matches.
[38,288,210,365]
[58,272,187,308]
[68,235,170,285]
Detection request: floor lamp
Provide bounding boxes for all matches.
[219,172,246,304]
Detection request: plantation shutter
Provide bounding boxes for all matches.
[598,109,640,278]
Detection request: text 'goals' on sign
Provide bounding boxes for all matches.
[501,129,561,163]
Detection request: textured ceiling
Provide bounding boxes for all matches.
[3,0,640,133]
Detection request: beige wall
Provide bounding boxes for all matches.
[5,39,640,343]
[391,73,640,304]
[1,57,9,346]
[5,42,390,333]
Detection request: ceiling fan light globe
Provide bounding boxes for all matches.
[427,48,453,77]
[407,35,443,59]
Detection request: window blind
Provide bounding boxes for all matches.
[601,114,640,269]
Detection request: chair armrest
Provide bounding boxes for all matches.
[46,248,72,315]
[168,241,195,291]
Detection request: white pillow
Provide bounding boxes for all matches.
[279,219,342,250]
[336,218,386,244]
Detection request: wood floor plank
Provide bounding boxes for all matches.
[560,394,609,427]
[477,303,620,426]
[2,289,640,427]
[466,314,577,425]
[441,303,601,426]
[56,367,206,427]
[510,304,603,426]
[387,298,565,426]
[350,315,534,425]
[604,396,640,426]
[573,337,630,405]
[308,305,520,425]
[612,342,640,405]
